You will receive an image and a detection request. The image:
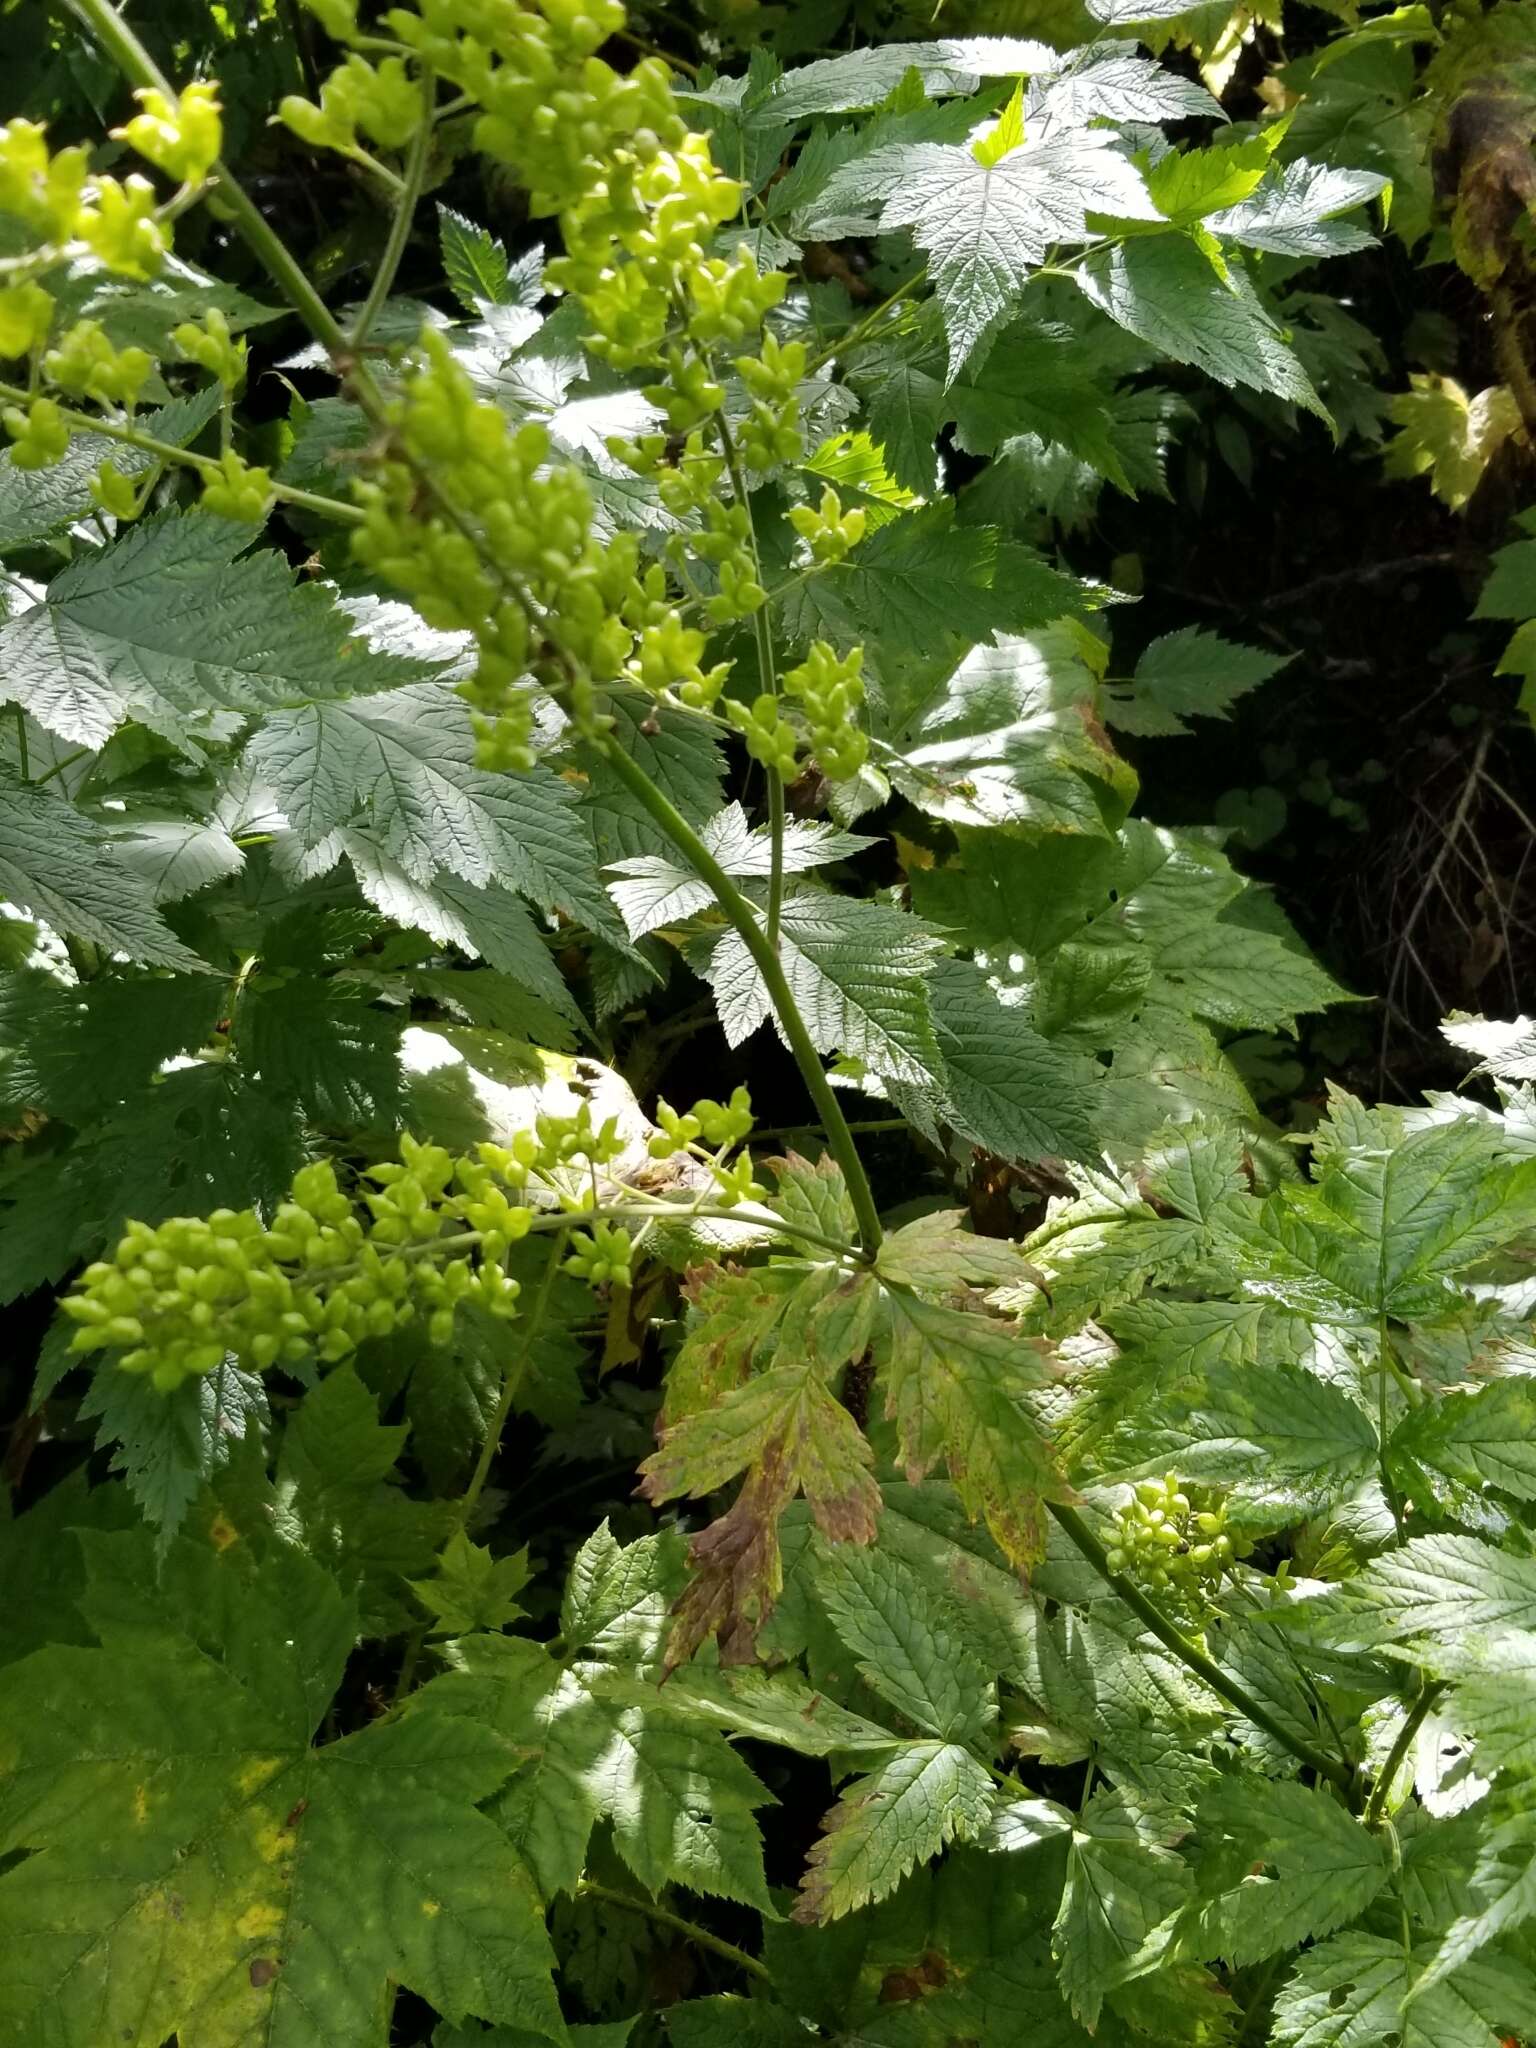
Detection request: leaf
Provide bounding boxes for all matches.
[411,1530,532,1636]
[452,1528,774,1906]
[1208,161,1389,256]
[1415,1812,1536,1992]
[0,766,207,970]
[1277,1535,1536,1649]
[1104,627,1290,738]
[747,38,1058,125]
[605,802,873,940]
[78,1359,268,1548]
[768,1151,859,1250]
[902,957,1100,1164]
[0,968,222,1121]
[869,131,1156,377]
[703,892,945,1087]
[1053,1788,1191,2027]
[1077,237,1325,415]
[640,1270,882,1662]
[809,1536,997,1742]
[1033,44,1221,125]
[0,512,436,754]
[885,630,1132,837]
[782,502,1082,654]
[247,684,616,929]
[793,1740,995,1923]
[1392,1380,1536,1503]
[275,1366,450,1635]
[1148,136,1274,224]
[1273,1930,1536,2048]
[438,203,517,309]
[239,974,403,1127]
[865,362,949,497]
[1218,1121,1536,1321]
[1474,538,1536,622]
[871,1290,1061,1568]
[1096,1356,1379,1514]
[1442,1010,1536,1080]
[0,1528,565,2047]
[1382,376,1522,512]
[1186,1778,1390,1966]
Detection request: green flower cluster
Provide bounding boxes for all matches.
[62,1090,763,1393]
[1105,1475,1244,1622]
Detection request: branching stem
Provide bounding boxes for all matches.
[1364,1681,1446,1829]
[576,1880,773,1986]
[349,70,435,351]
[1048,1502,1358,1799]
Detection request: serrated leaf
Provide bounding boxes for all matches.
[1392,1380,1536,1502]
[885,630,1131,836]
[1077,237,1324,415]
[452,1529,774,1906]
[1033,44,1221,125]
[1276,1535,1536,1649]
[0,513,436,755]
[605,802,873,940]
[703,891,945,1086]
[1274,1930,1536,2048]
[0,765,207,971]
[240,974,403,1126]
[1442,1011,1536,1080]
[411,1529,531,1636]
[438,203,516,309]
[871,1290,1061,1568]
[0,968,222,1121]
[1104,627,1290,738]
[1186,1778,1390,1966]
[748,38,1058,125]
[0,1529,564,2047]
[1053,1788,1191,2027]
[78,1359,268,1549]
[1475,538,1536,622]
[247,685,616,930]
[1148,136,1273,224]
[810,1536,997,1742]
[793,1739,995,1922]
[768,1151,860,1250]
[0,387,223,552]
[870,131,1156,377]
[1208,161,1388,256]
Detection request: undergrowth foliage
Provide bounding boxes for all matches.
[2,0,1536,2043]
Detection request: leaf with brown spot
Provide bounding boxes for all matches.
[793,1740,995,1924]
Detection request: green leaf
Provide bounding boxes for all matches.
[809,1536,997,1742]
[1418,1627,1536,1778]
[452,1528,774,1906]
[747,38,1057,125]
[1053,1788,1191,2028]
[1077,237,1324,415]
[973,80,1026,168]
[1186,1778,1390,1966]
[437,203,517,309]
[1218,1122,1536,1321]
[1274,1930,1536,2048]
[0,968,222,1121]
[0,512,436,754]
[605,802,873,941]
[793,1739,995,1922]
[411,1529,532,1636]
[884,630,1132,836]
[247,685,617,930]
[1147,136,1273,224]
[1392,1380,1536,1502]
[703,892,945,1087]
[1275,1535,1536,1649]
[1416,1812,1536,1992]
[78,1359,268,1548]
[1104,627,1290,738]
[901,957,1100,1165]
[768,1150,859,1250]
[0,1529,565,2047]
[871,1289,1061,1568]
[1208,161,1388,256]
[865,361,948,497]
[1475,537,1536,622]
[621,1664,901,1758]
[1096,1356,1379,1513]
[240,974,403,1127]
[869,131,1156,376]
[0,765,207,971]
[276,1366,450,1635]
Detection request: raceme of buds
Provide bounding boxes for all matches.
[43,320,153,408]
[200,449,275,522]
[63,1094,762,1392]
[114,83,223,186]
[1104,1474,1247,1625]
[785,641,868,781]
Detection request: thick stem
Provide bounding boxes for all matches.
[1048,1502,1358,1799]
[1364,1680,1446,1828]
[577,1880,773,1987]
[596,739,884,1255]
[349,70,435,352]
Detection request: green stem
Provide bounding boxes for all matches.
[576,1880,773,1987]
[596,740,884,1256]
[804,267,926,376]
[13,704,28,781]
[1048,1502,1357,1799]
[0,381,363,526]
[349,70,435,352]
[30,745,90,788]
[460,1232,564,1529]
[714,410,785,949]
[1364,1680,1446,1829]
[1378,1315,1407,1543]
